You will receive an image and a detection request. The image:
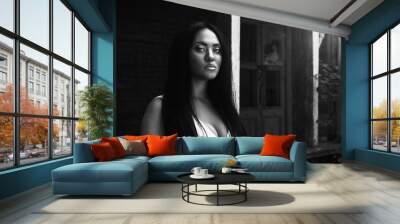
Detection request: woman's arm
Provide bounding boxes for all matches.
[140,96,164,135]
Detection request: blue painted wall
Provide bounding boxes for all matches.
[0,0,116,200]
[92,0,116,135]
[344,0,400,171]
[0,158,72,199]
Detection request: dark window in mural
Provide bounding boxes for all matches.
[370,23,400,154]
[240,18,342,158]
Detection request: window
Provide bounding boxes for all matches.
[54,88,58,102]
[28,67,34,80]
[28,81,34,94]
[0,0,91,170]
[0,55,7,67]
[53,0,72,60]
[0,54,7,86]
[53,59,72,117]
[42,85,46,97]
[74,18,89,70]
[20,0,49,49]
[35,70,40,81]
[0,71,7,84]
[0,0,14,32]
[0,34,13,113]
[36,83,40,95]
[370,23,400,154]
[74,68,89,119]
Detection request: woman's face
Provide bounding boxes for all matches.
[189,28,222,81]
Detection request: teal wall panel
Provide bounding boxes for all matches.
[355,148,400,172]
[0,158,72,199]
[344,0,400,171]
[343,44,369,159]
[92,0,116,135]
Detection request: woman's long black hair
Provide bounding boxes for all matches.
[162,22,246,137]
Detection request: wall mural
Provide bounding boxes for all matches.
[116,0,342,158]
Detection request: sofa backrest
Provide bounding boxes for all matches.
[73,139,100,163]
[73,136,265,162]
[178,137,236,155]
[235,137,263,155]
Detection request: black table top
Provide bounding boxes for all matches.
[177,172,255,185]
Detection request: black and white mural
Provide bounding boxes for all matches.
[116,0,342,158]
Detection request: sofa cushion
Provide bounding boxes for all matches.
[115,155,150,163]
[236,155,293,172]
[91,142,118,161]
[148,154,235,172]
[260,134,296,159]
[53,158,147,183]
[235,137,263,155]
[147,134,177,157]
[101,137,127,158]
[179,137,235,155]
[118,137,147,156]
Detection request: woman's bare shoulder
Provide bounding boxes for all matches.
[141,95,164,135]
[146,95,163,111]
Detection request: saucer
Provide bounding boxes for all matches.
[232,170,249,174]
[190,174,215,179]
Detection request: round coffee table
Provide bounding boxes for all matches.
[177,172,255,206]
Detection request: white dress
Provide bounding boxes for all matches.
[193,117,231,137]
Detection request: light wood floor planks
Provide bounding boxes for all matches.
[1,161,400,224]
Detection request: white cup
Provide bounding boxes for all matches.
[200,169,208,176]
[191,167,202,176]
[221,167,232,174]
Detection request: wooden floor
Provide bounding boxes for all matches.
[1,162,400,224]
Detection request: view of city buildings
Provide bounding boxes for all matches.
[0,40,88,169]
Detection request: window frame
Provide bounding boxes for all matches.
[370,20,400,154]
[0,0,92,171]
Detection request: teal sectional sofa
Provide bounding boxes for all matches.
[52,137,307,196]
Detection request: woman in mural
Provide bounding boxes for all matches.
[140,22,246,137]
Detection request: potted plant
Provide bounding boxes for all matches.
[79,84,113,140]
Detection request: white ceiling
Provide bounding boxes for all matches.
[224,0,352,23]
[165,0,384,38]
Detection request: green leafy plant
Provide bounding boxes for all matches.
[79,84,113,140]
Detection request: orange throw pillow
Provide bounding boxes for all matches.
[146,134,177,157]
[124,135,148,141]
[101,137,127,158]
[91,142,117,161]
[260,134,296,159]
